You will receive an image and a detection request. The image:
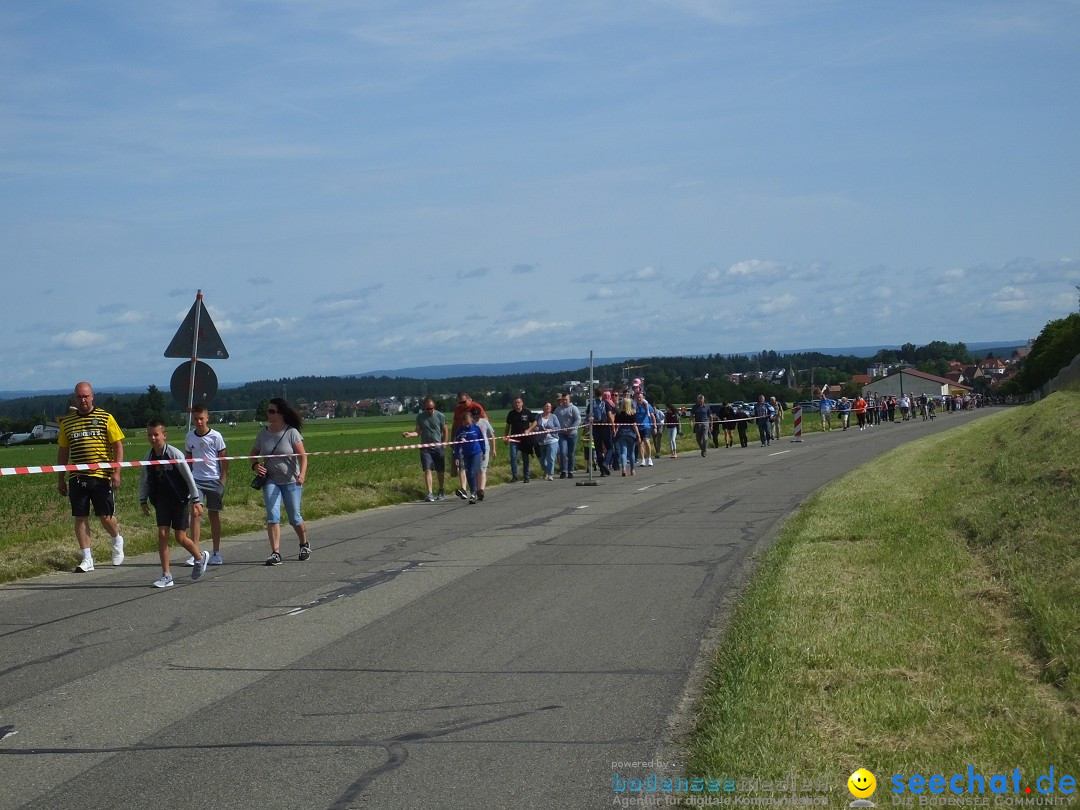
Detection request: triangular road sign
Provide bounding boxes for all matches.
[164,294,229,359]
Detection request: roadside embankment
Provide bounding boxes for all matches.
[687,392,1079,803]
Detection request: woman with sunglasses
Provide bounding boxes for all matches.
[250,398,310,565]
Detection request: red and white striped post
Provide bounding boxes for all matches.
[791,406,803,442]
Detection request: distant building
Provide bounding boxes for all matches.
[861,368,972,398]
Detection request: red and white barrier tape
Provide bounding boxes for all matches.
[0,427,568,477]
[0,415,774,478]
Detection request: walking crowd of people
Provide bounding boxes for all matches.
[53,377,996,585]
[57,381,307,587]
[398,382,997,496]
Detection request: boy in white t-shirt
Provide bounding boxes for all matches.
[184,404,229,566]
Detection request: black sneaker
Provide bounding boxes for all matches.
[265,551,283,566]
[455,487,468,500]
[298,544,311,561]
[477,489,484,501]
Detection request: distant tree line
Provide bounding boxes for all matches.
[2,335,1063,431]
[0,385,177,434]
[1005,313,1080,393]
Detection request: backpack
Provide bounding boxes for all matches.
[591,398,609,423]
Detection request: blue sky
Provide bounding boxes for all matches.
[2,1,1078,391]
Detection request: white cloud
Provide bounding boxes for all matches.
[752,293,796,316]
[51,330,109,349]
[312,287,384,315]
[629,265,659,281]
[247,317,296,331]
[587,286,631,301]
[990,286,1032,312]
[994,286,1025,301]
[503,320,570,340]
[1051,291,1075,312]
[116,310,147,325]
[728,259,784,279]
[330,338,361,353]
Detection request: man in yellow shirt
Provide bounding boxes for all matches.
[57,381,125,572]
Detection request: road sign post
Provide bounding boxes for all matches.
[164,290,228,429]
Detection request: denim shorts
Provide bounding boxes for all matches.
[263,480,303,526]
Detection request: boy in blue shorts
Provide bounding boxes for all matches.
[453,409,487,504]
[139,420,209,588]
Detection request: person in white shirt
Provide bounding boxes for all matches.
[184,403,229,566]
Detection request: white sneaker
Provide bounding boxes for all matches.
[153,573,174,588]
[75,557,94,573]
[111,536,125,566]
[184,555,196,566]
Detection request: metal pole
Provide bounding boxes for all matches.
[186,289,203,432]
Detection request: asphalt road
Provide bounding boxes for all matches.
[0,409,996,809]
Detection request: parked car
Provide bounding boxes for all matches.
[794,401,821,412]
[3,424,60,445]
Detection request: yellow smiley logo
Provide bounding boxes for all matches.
[848,768,877,798]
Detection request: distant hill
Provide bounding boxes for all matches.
[355,357,630,378]
[0,385,153,402]
[777,340,1028,357]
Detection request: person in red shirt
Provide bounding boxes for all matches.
[452,392,487,431]
[854,396,868,431]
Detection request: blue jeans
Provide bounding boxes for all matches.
[666,427,679,454]
[614,434,636,471]
[509,441,531,480]
[558,433,579,474]
[539,442,557,475]
[459,452,481,494]
[263,481,303,526]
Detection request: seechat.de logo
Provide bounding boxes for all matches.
[890,766,1076,804]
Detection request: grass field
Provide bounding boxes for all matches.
[686,391,1079,804]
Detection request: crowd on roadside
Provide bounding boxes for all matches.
[52,377,1000,581]
[402,383,1009,499]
